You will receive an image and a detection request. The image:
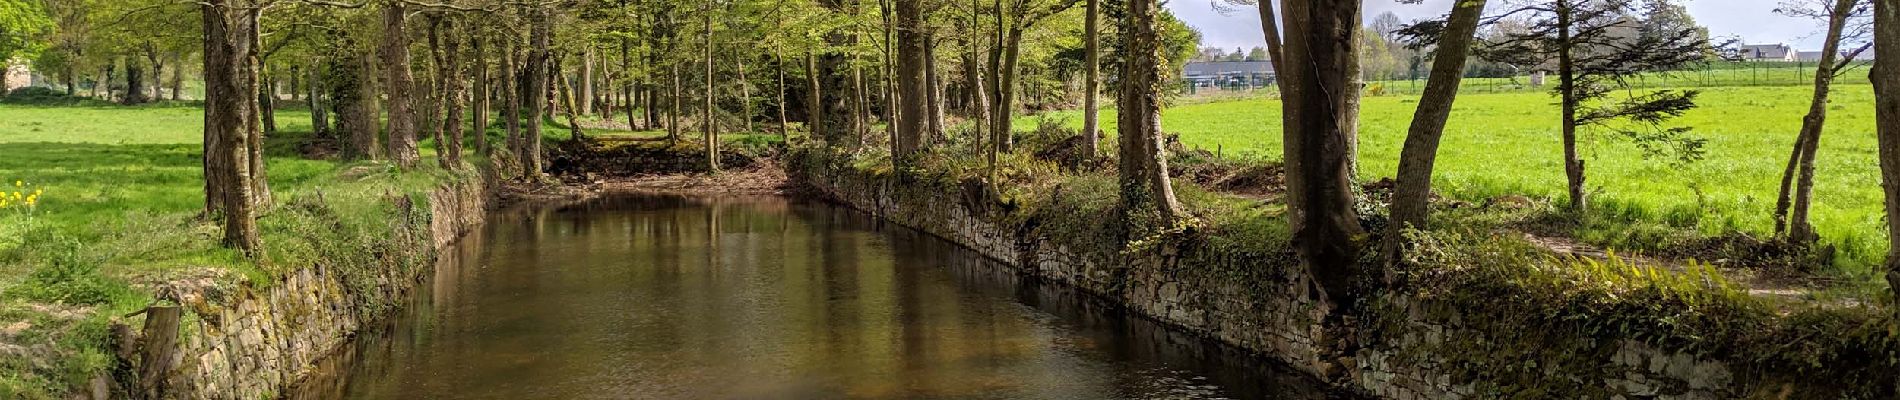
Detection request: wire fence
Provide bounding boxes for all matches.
[1181,60,1877,99]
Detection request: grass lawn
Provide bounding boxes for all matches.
[1022,84,1887,279]
[0,99,480,397]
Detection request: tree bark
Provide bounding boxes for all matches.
[704,2,720,171]
[441,16,466,168]
[1082,0,1101,157]
[335,45,380,160]
[307,64,328,138]
[504,38,523,157]
[1383,0,1487,265]
[201,0,259,254]
[816,0,856,145]
[990,26,1024,153]
[124,58,149,105]
[806,52,824,137]
[426,16,449,168]
[1281,0,1366,306]
[581,49,595,116]
[522,6,551,179]
[1777,0,1859,243]
[473,31,491,156]
[1557,0,1586,212]
[1118,0,1182,226]
[894,0,929,163]
[380,0,422,169]
[1872,0,1900,302]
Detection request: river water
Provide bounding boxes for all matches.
[291,195,1334,399]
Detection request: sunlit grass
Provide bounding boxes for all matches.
[1024,84,1886,277]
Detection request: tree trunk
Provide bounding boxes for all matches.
[556,54,586,142]
[1280,0,1366,306]
[1872,0,1900,302]
[1082,0,1101,157]
[990,26,1025,153]
[1777,0,1858,243]
[1254,0,1286,93]
[307,63,328,138]
[243,8,270,207]
[670,61,683,144]
[580,49,595,116]
[523,6,551,179]
[1383,0,1486,265]
[1118,0,1182,226]
[426,16,450,168]
[124,59,148,105]
[776,12,790,136]
[893,0,928,163]
[201,0,260,254]
[737,50,754,134]
[442,17,466,168]
[815,0,856,145]
[925,34,946,145]
[258,77,277,136]
[473,32,491,156]
[704,3,720,171]
[806,52,824,136]
[170,58,183,100]
[335,46,380,160]
[1557,0,1586,212]
[380,0,422,169]
[504,38,523,157]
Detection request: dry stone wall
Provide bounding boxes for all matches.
[794,163,1752,399]
[130,178,488,400]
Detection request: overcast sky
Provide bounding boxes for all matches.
[1169,0,1838,52]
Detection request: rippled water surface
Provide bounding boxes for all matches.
[294,195,1331,399]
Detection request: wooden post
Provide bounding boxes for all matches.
[137,305,182,399]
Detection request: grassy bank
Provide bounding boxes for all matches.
[0,98,478,398]
[1021,84,1887,280]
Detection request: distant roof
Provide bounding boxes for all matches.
[1184,61,1274,76]
[1734,43,1794,59]
[1795,51,1824,62]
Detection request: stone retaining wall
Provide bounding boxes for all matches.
[794,163,1750,399]
[132,177,489,400]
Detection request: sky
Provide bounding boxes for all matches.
[1168,0,1840,52]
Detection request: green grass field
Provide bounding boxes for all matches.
[0,99,483,397]
[1025,84,1887,277]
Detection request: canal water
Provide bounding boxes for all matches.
[292,195,1333,399]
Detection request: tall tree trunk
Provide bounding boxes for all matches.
[380,0,422,169]
[1557,0,1586,212]
[670,61,683,144]
[335,45,380,160]
[1118,0,1182,226]
[1082,0,1101,157]
[621,13,639,132]
[201,0,259,254]
[170,58,183,100]
[504,38,523,157]
[806,52,824,136]
[737,50,754,134]
[990,26,1024,153]
[442,17,466,168]
[1254,0,1285,93]
[580,48,595,116]
[426,16,450,168]
[124,58,148,105]
[1872,0,1900,302]
[258,76,277,136]
[704,3,720,171]
[556,53,586,141]
[243,8,270,206]
[894,0,928,163]
[880,0,899,149]
[776,10,790,137]
[925,34,946,145]
[1280,0,1366,306]
[473,32,491,156]
[522,6,551,180]
[1777,0,1859,243]
[307,63,328,138]
[1383,0,1487,264]
[816,0,855,145]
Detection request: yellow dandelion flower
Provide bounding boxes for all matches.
[12,180,20,187]
[25,196,35,206]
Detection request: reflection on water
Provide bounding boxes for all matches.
[292,195,1333,399]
